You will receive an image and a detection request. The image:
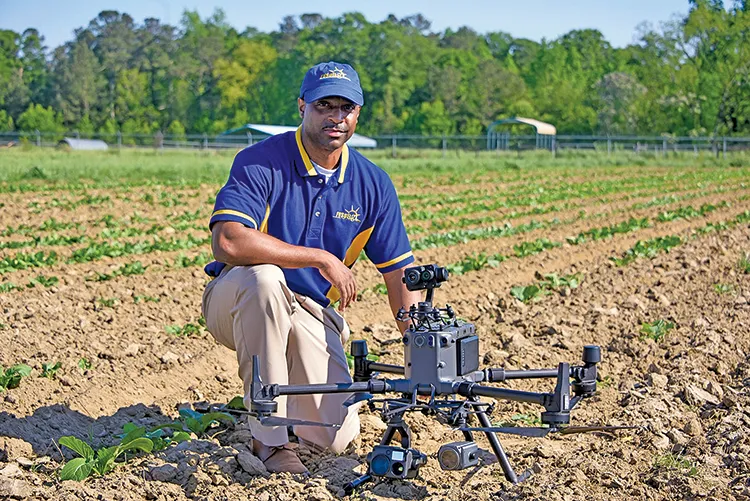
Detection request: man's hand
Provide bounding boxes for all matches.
[318,254,357,311]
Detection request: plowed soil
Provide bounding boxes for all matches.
[1,163,749,501]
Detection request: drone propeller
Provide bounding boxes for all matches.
[343,392,374,407]
[458,425,638,437]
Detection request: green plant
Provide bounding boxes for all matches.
[27,274,59,288]
[40,362,62,379]
[713,283,735,294]
[77,358,92,372]
[97,297,117,308]
[58,432,153,481]
[161,409,235,438]
[654,453,699,476]
[510,285,544,303]
[739,253,750,274]
[165,323,202,337]
[118,423,190,452]
[134,294,160,304]
[612,236,682,266]
[0,364,32,391]
[640,319,675,342]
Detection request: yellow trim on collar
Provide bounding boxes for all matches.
[295,127,317,176]
[375,251,413,269]
[338,144,350,183]
[296,126,350,182]
[211,209,258,229]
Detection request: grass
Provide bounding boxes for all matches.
[740,253,750,274]
[1,148,749,188]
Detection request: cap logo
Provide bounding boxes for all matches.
[320,67,351,81]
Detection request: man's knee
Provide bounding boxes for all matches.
[232,264,289,303]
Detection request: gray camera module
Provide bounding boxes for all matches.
[437,441,479,471]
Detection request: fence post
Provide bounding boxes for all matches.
[607,138,612,155]
[203,133,208,150]
[391,136,397,158]
[117,130,122,149]
[723,137,727,158]
[662,138,667,157]
[35,130,40,147]
[247,132,253,146]
[442,135,447,158]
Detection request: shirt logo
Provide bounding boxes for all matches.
[333,205,361,223]
[320,67,351,81]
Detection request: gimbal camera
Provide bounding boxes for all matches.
[243,264,623,494]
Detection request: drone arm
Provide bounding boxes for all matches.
[455,382,547,406]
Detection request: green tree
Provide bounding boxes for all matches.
[16,103,63,132]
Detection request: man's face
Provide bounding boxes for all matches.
[299,96,360,152]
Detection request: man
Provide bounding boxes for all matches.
[202,61,422,474]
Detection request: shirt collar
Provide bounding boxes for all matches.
[294,127,351,184]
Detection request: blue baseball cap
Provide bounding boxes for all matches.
[299,61,364,106]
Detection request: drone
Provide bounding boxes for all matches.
[237,264,628,494]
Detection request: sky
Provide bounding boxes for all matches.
[0,0,691,50]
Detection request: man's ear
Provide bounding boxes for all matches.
[298,98,306,118]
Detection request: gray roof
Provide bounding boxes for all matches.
[59,138,109,150]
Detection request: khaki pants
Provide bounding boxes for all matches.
[202,264,360,453]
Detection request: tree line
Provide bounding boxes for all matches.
[0,0,748,137]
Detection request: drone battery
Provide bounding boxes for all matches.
[457,335,479,375]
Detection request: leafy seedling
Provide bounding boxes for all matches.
[510,285,543,303]
[59,433,153,481]
[78,358,92,372]
[0,364,32,391]
[165,323,202,336]
[175,408,235,437]
[40,362,62,379]
[640,319,675,342]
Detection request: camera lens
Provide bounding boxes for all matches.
[436,267,449,282]
[420,269,434,281]
[406,270,420,285]
[370,454,390,476]
[438,448,460,470]
[391,462,405,476]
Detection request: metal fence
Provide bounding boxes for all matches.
[1,130,749,157]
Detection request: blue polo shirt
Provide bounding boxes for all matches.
[206,128,415,307]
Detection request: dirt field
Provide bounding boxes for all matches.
[0,162,749,501]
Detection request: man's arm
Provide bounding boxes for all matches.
[212,220,358,310]
[382,266,424,334]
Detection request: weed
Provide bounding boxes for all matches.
[0,282,21,292]
[513,238,560,258]
[0,364,32,391]
[446,253,506,275]
[98,298,117,308]
[640,319,675,342]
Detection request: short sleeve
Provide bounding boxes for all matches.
[209,153,272,230]
[364,182,415,274]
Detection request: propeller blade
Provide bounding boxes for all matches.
[458,426,553,438]
[258,415,341,428]
[558,425,639,435]
[343,392,374,407]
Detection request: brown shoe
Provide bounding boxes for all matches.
[252,441,308,474]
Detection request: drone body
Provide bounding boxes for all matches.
[245,264,613,495]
